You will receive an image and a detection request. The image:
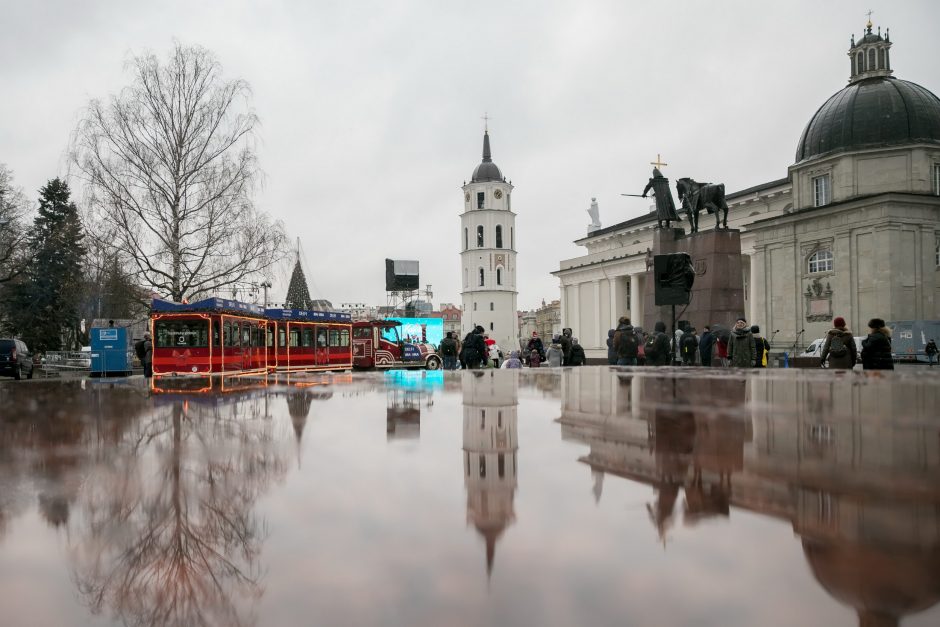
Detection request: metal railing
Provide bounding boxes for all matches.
[41,351,91,374]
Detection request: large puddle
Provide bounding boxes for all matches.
[1,367,938,626]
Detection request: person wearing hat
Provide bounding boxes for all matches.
[142,332,153,378]
[861,318,894,370]
[727,317,754,368]
[750,325,770,368]
[820,316,857,370]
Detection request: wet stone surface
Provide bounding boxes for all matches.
[0,367,939,627]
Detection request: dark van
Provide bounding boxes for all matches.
[0,339,34,380]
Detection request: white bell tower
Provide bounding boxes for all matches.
[460,125,518,351]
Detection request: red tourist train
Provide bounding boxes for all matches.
[150,298,353,375]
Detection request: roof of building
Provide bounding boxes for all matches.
[471,131,504,183]
[795,78,940,163]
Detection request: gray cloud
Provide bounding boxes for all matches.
[1,0,937,309]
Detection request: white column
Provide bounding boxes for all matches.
[629,274,641,326]
[609,278,619,331]
[559,283,567,330]
[593,279,602,349]
[571,283,581,336]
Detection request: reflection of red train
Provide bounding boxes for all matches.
[150,298,352,375]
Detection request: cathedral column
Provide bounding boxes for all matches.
[629,274,642,326]
[570,283,581,336]
[609,278,619,331]
[593,279,602,349]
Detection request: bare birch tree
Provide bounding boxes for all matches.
[72,43,286,302]
[0,164,31,284]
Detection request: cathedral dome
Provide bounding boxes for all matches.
[796,25,940,164]
[471,130,505,183]
[795,77,940,163]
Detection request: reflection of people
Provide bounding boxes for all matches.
[142,332,153,378]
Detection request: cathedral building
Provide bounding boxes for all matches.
[461,129,518,351]
[554,22,940,358]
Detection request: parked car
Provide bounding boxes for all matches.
[0,338,35,380]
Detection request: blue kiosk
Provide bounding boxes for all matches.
[90,325,133,377]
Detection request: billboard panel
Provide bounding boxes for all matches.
[382,317,443,347]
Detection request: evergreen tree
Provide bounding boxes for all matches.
[284,259,312,310]
[9,179,87,351]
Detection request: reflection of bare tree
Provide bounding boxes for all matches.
[71,391,290,627]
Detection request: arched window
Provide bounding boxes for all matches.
[808,250,833,274]
[479,268,485,286]
[878,48,885,69]
[857,52,864,72]
[496,225,503,248]
[490,302,494,311]
[496,267,502,285]
[851,55,856,76]
[490,322,494,331]
[510,227,514,249]
[885,49,890,70]
[464,228,468,250]
[477,225,484,247]
[868,49,876,71]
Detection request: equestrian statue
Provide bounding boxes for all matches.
[641,168,680,229]
[676,177,730,233]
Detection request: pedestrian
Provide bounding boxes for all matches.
[861,318,894,370]
[699,326,714,367]
[142,332,153,378]
[926,339,938,367]
[559,328,573,366]
[461,326,486,369]
[439,331,458,370]
[680,326,698,366]
[644,322,672,366]
[614,317,640,366]
[606,328,618,365]
[501,350,523,369]
[751,325,770,368]
[819,316,857,370]
[727,318,754,368]
[528,348,541,368]
[525,331,545,364]
[569,338,587,366]
[674,327,684,365]
[546,337,564,367]
[714,332,729,367]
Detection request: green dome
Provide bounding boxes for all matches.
[795,77,940,163]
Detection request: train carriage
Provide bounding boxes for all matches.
[150,298,352,375]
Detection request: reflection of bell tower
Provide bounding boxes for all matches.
[462,370,518,577]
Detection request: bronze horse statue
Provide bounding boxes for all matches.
[676,178,730,232]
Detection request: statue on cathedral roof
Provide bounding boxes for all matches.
[587,197,601,234]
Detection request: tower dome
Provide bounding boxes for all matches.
[795,24,940,163]
[471,130,504,182]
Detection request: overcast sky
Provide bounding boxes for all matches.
[2,0,938,310]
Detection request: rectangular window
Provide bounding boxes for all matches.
[154,320,209,348]
[329,329,340,346]
[340,328,350,347]
[289,328,300,347]
[302,327,313,347]
[490,302,494,311]
[278,328,286,348]
[813,174,830,207]
[267,327,274,348]
[477,192,484,209]
[477,226,484,248]
[933,163,940,195]
[242,323,251,347]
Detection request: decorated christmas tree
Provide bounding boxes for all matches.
[284,257,312,310]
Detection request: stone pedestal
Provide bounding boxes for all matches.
[644,228,745,333]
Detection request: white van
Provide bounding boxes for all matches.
[800,336,863,358]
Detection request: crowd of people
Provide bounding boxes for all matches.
[438,315,933,371]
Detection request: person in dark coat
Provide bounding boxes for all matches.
[439,332,459,370]
[727,318,754,368]
[861,318,894,370]
[568,338,587,366]
[647,321,672,367]
[698,326,714,367]
[820,316,857,370]
[525,332,545,363]
[926,339,938,367]
[559,328,573,366]
[461,326,487,369]
[750,325,770,368]
[679,327,698,366]
[142,332,153,378]
[606,329,618,365]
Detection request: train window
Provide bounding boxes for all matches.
[267,327,275,348]
[154,320,208,348]
[254,326,264,347]
[317,329,328,347]
[353,327,371,339]
[303,327,313,347]
[340,329,350,347]
[278,328,286,348]
[289,328,300,347]
[242,323,251,346]
[329,329,340,346]
[224,322,233,347]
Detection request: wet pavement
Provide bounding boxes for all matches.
[0,367,938,627]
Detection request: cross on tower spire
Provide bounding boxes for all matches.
[481,112,490,132]
[866,9,873,29]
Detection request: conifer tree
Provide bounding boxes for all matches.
[8,179,87,351]
[284,258,312,310]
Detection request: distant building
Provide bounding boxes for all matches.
[535,299,561,341]
[439,303,462,337]
[339,302,378,320]
[518,310,537,343]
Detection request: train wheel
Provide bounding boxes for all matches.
[425,356,441,370]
